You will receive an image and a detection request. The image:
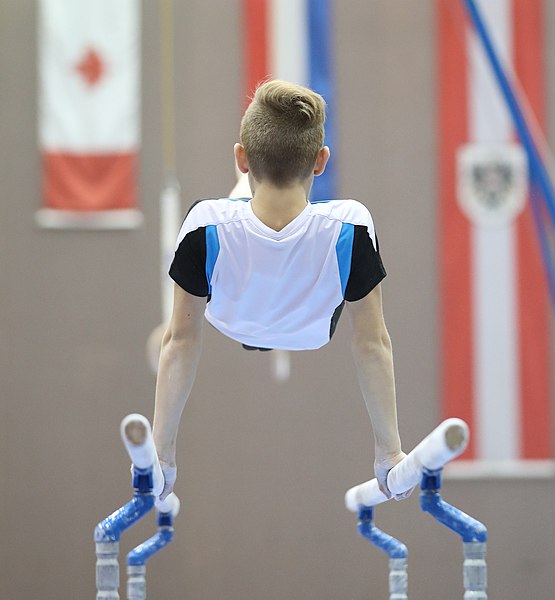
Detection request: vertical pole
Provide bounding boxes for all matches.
[388,557,408,600]
[420,469,487,599]
[159,0,180,285]
[126,565,147,600]
[463,541,487,600]
[95,541,120,600]
[126,511,176,600]
[94,469,157,599]
[159,175,181,325]
[147,0,182,376]
[357,506,408,600]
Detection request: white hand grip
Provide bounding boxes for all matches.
[120,414,167,501]
[345,418,469,512]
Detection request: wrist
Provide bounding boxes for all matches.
[157,454,176,467]
[154,441,176,464]
[374,438,402,458]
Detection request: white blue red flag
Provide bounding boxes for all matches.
[37,0,142,229]
[438,0,553,474]
[242,0,336,201]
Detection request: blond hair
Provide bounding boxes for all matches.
[240,80,326,187]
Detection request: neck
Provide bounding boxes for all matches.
[250,179,311,232]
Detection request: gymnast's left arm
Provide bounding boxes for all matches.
[153,284,206,500]
[346,284,411,500]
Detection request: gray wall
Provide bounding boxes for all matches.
[1,1,554,598]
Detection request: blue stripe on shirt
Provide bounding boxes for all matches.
[336,222,354,297]
[205,225,220,294]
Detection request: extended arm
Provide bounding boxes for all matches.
[346,284,409,498]
[152,284,206,499]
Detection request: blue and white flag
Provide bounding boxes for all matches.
[242,0,336,200]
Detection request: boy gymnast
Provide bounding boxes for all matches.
[152,79,412,502]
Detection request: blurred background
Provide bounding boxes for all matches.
[1,0,554,598]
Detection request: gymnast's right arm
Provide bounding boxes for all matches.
[152,284,206,500]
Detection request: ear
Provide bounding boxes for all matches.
[234,143,250,174]
[314,146,330,177]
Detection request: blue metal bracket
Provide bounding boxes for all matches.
[357,506,408,559]
[95,417,180,599]
[94,466,156,544]
[420,468,487,543]
[127,511,175,567]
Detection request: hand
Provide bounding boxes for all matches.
[374,451,413,501]
[159,460,177,501]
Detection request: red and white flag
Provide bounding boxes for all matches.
[438,0,553,475]
[37,0,142,229]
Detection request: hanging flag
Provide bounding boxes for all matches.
[438,0,553,474]
[37,0,142,229]
[242,0,336,200]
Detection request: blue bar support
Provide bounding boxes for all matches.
[127,512,175,566]
[357,506,408,559]
[95,468,156,544]
[126,511,176,600]
[95,467,158,599]
[420,469,488,599]
[357,506,408,600]
[420,469,487,543]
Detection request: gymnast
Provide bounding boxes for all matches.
[152,79,413,503]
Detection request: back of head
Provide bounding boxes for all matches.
[240,80,326,187]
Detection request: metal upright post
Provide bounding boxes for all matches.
[357,506,408,600]
[94,467,157,600]
[420,469,487,600]
[126,510,175,600]
[96,415,180,599]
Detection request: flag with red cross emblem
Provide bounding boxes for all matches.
[37,0,142,229]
